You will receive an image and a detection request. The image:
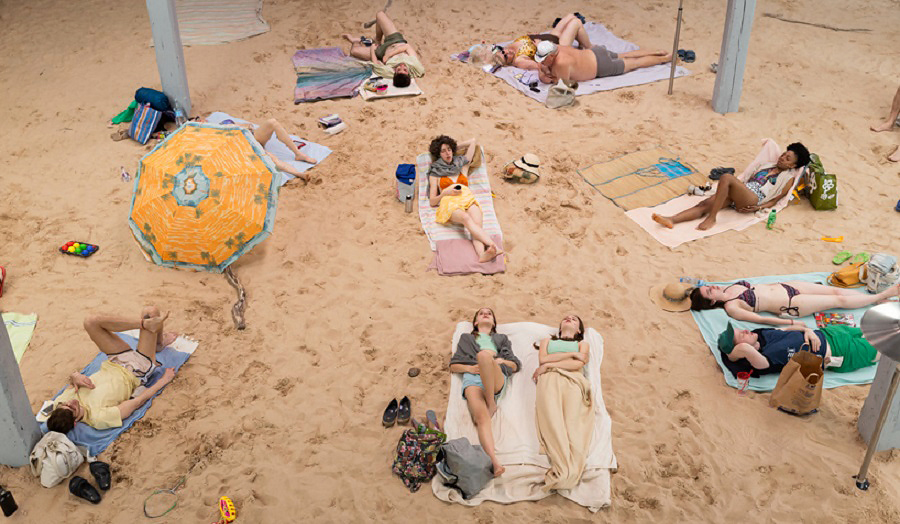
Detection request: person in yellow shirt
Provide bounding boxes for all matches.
[46,306,177,433]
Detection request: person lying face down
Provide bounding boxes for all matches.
[46,307,177,434]
[343,10,424,88]
[652,142,811,231]
[533,40,671,85]
[718,322,879,376]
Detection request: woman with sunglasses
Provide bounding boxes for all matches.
[690,281,899,326]
[532,315,594,491]
[449,308,521,477]
[493,14,591,71]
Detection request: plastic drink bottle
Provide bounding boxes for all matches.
[679,277,707,287]
[766,210,776,230]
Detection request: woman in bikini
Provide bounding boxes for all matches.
[690,281,900,326]
[427,135,503,262]
[449,308,521,477]
[493,14,592,70]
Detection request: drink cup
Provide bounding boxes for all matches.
[737,372,752,395]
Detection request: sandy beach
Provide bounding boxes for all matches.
[1,0,899,521]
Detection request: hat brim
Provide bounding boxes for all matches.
[513,159,541,176]
[649,284,692,312]
[534,54,549,63]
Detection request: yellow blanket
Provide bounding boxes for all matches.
[535,368,595,491]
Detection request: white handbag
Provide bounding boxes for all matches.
[29,432,87,488]
[545,79,577,109]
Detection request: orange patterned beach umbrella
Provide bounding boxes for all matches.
[128,123,280,273]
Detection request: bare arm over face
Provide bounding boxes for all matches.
[730,343,770,370]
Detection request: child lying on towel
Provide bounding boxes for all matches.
[653,141,811,230]
[46,306,177,434]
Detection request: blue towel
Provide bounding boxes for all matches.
[690,272,878,392]
[42,332,193,456]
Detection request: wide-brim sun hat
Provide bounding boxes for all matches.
[649,282,694,312]
[513,153,541,176]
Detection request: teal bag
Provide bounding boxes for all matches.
[805,153,838,210]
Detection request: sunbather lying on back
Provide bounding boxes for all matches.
[492,14,592,71]
[46,306,177,434]
[343,9,424,88]
[652,141,811,230]
[533,40,671,84]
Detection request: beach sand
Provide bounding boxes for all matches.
[1,0,899,521]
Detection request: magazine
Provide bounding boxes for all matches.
[814,312,855,328]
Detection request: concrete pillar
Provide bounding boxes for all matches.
[0,318,41,467]
[147,0,191,114]
[712,0,757,114]
[858,357,900,452]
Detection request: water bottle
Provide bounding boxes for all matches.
[174,104,187,127]
[679,277,707,287]
[404,195,413,213]
[766,210,777,230]
[0,486,18,517]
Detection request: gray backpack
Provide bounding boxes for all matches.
[435,437,493,499]
[865,254,900,294]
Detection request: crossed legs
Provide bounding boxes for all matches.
[464,350,506,476]
[549,14,591,48]
[449,205,503,262]
[83,306,174,364]
[652,173,757,230]
[620,49,672,73]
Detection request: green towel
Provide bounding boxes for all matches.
[2,312,37,363]
[111,100,138,124]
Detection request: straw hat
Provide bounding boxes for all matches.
[649,282,694,312]
[513,153,541,176]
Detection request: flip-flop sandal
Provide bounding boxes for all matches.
[69,476,101,504]
[852,252,870,264]
[683,50,696,63]
[0,265,5,297]
[832,251,852,264]
[426,409,442,432]
[677,49,686,60]
[709,167,735,180]
[552,17,562,28]
[90,461,112,491]
[574,12,586,24]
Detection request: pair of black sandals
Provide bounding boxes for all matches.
[69,461,111,504]
[709,166,735,180]
[382,396,411,427]
[677,49,696,63]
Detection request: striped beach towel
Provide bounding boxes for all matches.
[152,0,270,47]
[416,150,502,251]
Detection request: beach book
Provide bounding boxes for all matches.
[814,312,855,328]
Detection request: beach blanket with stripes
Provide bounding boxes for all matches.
[416,151,502,250]
[150,0,270,47]
[293,47,373,103]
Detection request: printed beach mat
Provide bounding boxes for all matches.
[578,148,706,211]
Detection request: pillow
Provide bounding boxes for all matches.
[129,103,162,145]
[134,87,172,112]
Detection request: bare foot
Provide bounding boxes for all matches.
[652,213,674,229]
[696,217,716,231]
[157,332,178,349]
[296,154,317,164]
[871,120,896,133]
[492,461,506,477]
[479,245,503,263]
[889,145,900,162]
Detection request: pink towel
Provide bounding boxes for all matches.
[625,139,802,248]
[429,235,505,276]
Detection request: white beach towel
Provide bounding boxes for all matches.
[416,151,502,250]
[205,112,332,186]
[151,0,270,47]
[481,22,690,103]
[432,322,617,511]
[359,74,423,101]
[625,139,802,248]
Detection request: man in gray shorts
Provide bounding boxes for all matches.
[535,41,671,84]
[343,10,424,88]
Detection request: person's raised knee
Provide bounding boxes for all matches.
[141,305,161,319]
[472,411,490,426]
[83,315,101,331]
[477,349,495,360]
[264,117,278,127]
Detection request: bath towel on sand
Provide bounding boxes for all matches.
[417,150,505,275]
[432,322,616,511]
[626,139,803,248]
[359,74,423,101]
[2,312,37,363]
[151,0,270,47]
[205,112,331,186]
[39,331,198,456]
[578,147,706,210]
[293,47,373,103]
[456,22,690,103]
[691,272,878,392]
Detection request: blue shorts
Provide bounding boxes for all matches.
[462,373,506,401]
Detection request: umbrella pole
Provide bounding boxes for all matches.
[668,0,685,95]
[224,267,247,330]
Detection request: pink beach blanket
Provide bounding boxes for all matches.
[417,152,505,275]
[626,139,803,248]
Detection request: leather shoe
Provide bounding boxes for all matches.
[382,399,398,427]
[90,461,111,491]
[397,396,411,425]
[69,476,101,504]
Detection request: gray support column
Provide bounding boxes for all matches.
[858,356,900,452]
[712,0,757,114]
[0,319,41,467]
[147,0,191,114]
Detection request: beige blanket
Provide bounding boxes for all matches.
[432,322,616,511]
[536,368,596,491]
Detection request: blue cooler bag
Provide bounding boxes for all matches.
[396,164,416,202]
